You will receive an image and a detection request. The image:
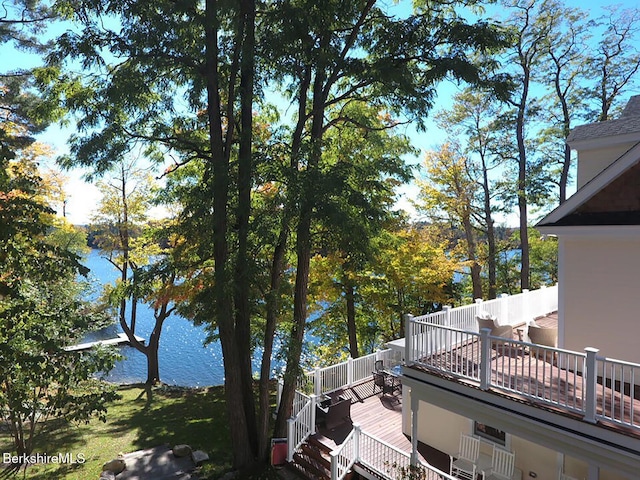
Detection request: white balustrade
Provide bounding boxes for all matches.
[407,311,640,433]
[596,355,640,428]
[287,395,314,462]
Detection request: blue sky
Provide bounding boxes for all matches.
[4,0,639,225]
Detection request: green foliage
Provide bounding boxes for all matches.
[0,155,119,459]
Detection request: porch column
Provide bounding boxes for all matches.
[410,388,419,466]
[404,314,414,364]
[584,347,599,424]
[587,463,599,480]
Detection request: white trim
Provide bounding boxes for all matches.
[537,224,640,238]
[567,131,640,151]
[536,141,640,227]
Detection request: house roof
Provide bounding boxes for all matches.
[538,96,640,230]
[567,95,640,148]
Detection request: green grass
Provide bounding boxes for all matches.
[0,384,235,479]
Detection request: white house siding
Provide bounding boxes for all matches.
[576,143,635,189]
[562,236,640,365]
[408,395,593,480]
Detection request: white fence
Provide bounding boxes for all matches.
[302,348,402,398]
[413,285,559,332]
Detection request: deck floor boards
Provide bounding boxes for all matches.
[313,379,451,474]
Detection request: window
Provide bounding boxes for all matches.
[473,421,506,446]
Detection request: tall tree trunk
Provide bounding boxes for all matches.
[480,156,497,299]
[257,212,290,460]
[462,212,482,300]
[275,51,328,437]
[345,279,359,358]
[516,66,530,291]
[204,0,253,468]
[234,0,258,457]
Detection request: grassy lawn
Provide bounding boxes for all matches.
[0,384,236,479]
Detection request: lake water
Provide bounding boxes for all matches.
[82,250,280,387]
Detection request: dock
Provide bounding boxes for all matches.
[64,332,145,352]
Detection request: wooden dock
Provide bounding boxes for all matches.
[64,332,145,352]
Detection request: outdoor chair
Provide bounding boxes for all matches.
[528,324,558,364]
[484,445,516,480]
[477,316,514,355]
[450,434,479,480]
[373,371,400,396]
[476,316,514,340]
[374,359,384,372]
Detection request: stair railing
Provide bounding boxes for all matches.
[330,423,359,480]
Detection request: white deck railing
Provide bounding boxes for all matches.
[406,319,640,433]
[330,424,456,480]
[356,428,455,480]
[286,392,313,462]
[596,356,640,427]
[302,348,402,398]
[413,285,559,332]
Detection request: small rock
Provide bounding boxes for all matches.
[102,458,126,474]
[99,471,116,480]
[191,449,210,466]
[172,444,192,457]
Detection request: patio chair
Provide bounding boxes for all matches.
[450,434,479,480]
[374,359,384,372]
[476,316,513,339]
[373,371,401,396]
[484,445,515,480]
[528,324,558,364]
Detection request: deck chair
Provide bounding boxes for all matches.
[484,445,515,480]
[450,434,479,480]
[528,324,558,364]
[374,359,384,372]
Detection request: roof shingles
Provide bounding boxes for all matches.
[567,95,640,143]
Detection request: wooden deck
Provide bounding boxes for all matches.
[410,312,640,439]
[311,379,451,473]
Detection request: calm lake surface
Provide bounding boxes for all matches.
[82,250,279,387]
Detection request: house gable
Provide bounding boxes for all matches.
[537,141,640,229]
[547,159,640,226]
[538,95,640,230]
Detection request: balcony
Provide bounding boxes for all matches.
[283,285,640,479]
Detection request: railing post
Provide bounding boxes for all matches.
[330,450,338,479]
[584,347,599,423]
[411,391,419,466]
[347,357,353,387]
[444,305,451,326]
[480,328,492,390]
[475,297,483,315]
[404,314,414,364]
[287,417,295,462]
[353,423,361,464]
[310,394,317,433]
[500,293,509,325]
[314,367,322,397]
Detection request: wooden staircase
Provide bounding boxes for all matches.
[288,435,336,480]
